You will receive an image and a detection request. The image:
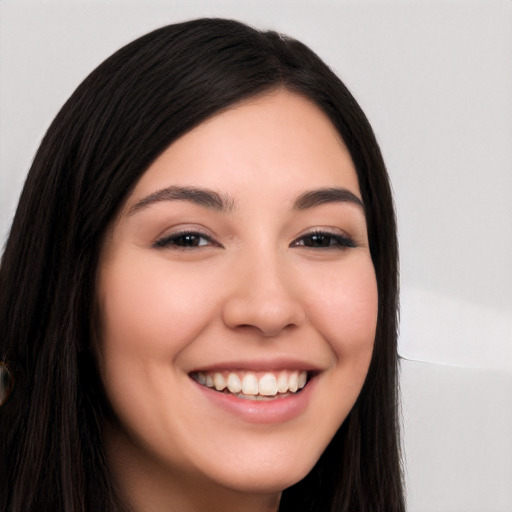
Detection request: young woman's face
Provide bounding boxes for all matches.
[97,90,378,507]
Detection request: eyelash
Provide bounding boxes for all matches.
[290,230,356,250]
[153,230,356,251]
[153,231,219,249]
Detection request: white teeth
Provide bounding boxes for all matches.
[258,373,278,396]
[241,373,259,395]
[277,372,289,393]
[194,370,309,397]
[213,372,226,391]
[288,371,299,393]
[226,373,242,394]
[298,371,307,389]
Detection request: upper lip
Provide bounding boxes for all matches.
[189,357,323,374]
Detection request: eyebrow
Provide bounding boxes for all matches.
[293,187,364,211]
[128,185,364,216]
[128,186,235,215]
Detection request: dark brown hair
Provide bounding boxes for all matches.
[0,18,403,512]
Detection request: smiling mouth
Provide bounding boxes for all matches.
[190,370,310,401]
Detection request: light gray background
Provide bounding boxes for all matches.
[1,1,511,510]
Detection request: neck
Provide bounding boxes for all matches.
[105,425,281,512]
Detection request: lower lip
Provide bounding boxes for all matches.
[191,376,317,424]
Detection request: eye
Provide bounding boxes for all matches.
[291,230,356,250]
[153,231,220,249]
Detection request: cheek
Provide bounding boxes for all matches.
[95,255,223,429]
[303,255,378,363]
[96,256,222,452]
[98,256,218,360]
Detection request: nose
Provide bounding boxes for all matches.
[222,254,306,337]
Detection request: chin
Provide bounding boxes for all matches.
[195,443,321,496]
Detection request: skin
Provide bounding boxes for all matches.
[97,89,378,512]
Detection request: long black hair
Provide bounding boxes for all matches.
[0,18,403,512]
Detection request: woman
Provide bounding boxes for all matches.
[0,18,404,512]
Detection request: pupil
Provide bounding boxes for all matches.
[180,235,199,247]
[308,234,330,247]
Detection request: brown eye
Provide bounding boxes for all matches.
[154,232,215,249]
[292,231,356,249]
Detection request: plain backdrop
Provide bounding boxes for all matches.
[1,1,511,510]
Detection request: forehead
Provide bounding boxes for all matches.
[125,89,360,210]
